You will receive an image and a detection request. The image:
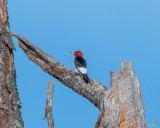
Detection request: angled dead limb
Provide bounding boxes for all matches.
[11,32,145,128]
[11,32,107,110]
[43,80,54,128]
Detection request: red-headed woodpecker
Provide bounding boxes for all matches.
[71,50,90,84]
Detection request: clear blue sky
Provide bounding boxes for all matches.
[8,0,160,127]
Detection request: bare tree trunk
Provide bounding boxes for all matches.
[12,33,145,128]
[43,80,54,128]
[0,1,23,128]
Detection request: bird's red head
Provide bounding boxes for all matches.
[73,50,83,58]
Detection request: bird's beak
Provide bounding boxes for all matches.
[70,52,75,55]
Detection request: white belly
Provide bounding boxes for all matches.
[77,67,87,74]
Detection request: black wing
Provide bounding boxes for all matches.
[74,57,87,68]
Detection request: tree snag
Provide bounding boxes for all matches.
[95,61,145,128]
[0,1,23,128]
[12,32,145,128]
[43,80,54,128]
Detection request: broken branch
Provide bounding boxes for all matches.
[43,80,54,128]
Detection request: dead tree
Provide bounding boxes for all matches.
[12,32,145,128]
[0,1,23,128]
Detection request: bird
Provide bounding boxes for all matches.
[71,50,90,84]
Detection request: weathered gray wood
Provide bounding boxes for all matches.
[11,32,108,110]
[0,0,23,128]
[95,61,145,128]
[43,80,54,128]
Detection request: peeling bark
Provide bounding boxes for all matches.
[43,80,54,128]
[12,32,145,128]
[0,0,23,128]
[0,0,16,50]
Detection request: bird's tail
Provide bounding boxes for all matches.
[82,74,90,84]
